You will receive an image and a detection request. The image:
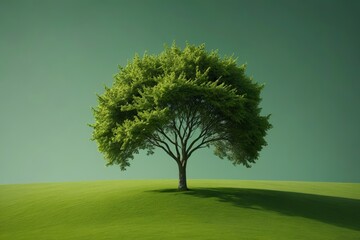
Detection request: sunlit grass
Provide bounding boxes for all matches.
[1,180,359,240]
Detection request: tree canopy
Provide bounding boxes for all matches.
[91,43,272,190]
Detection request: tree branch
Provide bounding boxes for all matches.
[187,136,226,158]
[173,130,181,159]
[183,109,201,152]
[186,123,211,154]
[156,127,177,147]
[147,134,179,162]
[172,118,184,146]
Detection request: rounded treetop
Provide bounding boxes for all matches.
[91,42,271,189]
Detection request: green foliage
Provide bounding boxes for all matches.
[91,42,272,170]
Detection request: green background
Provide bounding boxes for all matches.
[1,0,359,184]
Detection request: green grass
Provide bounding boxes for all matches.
[1,180,359,240]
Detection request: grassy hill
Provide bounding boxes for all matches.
[1,180,359,240]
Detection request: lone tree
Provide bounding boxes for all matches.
[91,43,271,190]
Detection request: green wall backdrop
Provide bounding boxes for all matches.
[1,0,359,184]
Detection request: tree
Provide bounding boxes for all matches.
[90,43,272,190]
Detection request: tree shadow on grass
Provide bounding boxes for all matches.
[151,187,360,231]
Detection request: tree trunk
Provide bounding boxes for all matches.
[178,163,188,191]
